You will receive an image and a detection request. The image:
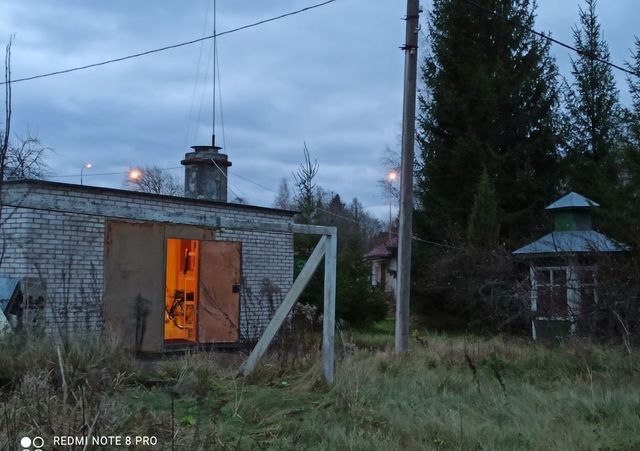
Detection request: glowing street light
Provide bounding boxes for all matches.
[128,168,142,180]
[80,162,92,185]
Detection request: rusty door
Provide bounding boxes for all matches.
[103,221,165,352]
[198,241,241,343]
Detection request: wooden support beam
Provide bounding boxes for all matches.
[322,232,337,384]
[219,219,335,236]
[240,235,328,376]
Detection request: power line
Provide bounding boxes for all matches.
[209,158,248,202]
[216,38,227,149]
[0,0,338,86]
[48,163,454,248]
[183,0,213,150]
[233,172,277,193]
[194,38,214,143]
[231,170,455,248]
[212,0,218,141]
[461,0,640,78]
[48,166,183,178]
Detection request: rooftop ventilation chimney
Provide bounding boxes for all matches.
[181,134,231,202]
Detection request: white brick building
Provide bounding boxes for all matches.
[0,179,295,352]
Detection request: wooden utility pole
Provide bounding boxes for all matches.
[395,0,420,354]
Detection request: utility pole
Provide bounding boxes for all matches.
[395,0,420,355]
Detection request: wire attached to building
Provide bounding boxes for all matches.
[215,39,227,150]
[184,0,213,150]
[212,0,218,143]
[231,169,456,248]
[208,158,247,202]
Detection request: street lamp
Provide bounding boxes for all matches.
[388,170,397,240]
[128,168,142,181]
[80,162,92,185]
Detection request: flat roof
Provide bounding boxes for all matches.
[2,179,298,216]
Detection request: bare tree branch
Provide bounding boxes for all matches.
[123,165,182,195]
[3,133,51,180]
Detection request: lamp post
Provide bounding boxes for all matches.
[388,170,397,240]
[80,162,92,185]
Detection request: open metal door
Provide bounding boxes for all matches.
[104,221,165,352]
[198,241,241,343]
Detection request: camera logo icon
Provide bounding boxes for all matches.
[20,436,44,451]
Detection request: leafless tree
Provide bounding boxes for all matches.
[273,177,293,210]
[123,165,182,195]
[377,146,401,201]
[3,133,51,180]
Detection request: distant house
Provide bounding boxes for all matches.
[513,192,629,339]
[364,235,398,294]
[0,142,295,352]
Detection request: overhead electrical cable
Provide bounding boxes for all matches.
[461,0,640,78]
[209,158,248,202]
[212,0,217,141]
[216,39,226,149]
[48,164,454,248]
[230,170,455,248]
[0,0,338,86]
[184,0,213,149]
[193,39,213,143]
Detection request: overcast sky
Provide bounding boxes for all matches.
[2,0,638,218]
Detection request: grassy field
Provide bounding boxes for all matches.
[2,321,640,450]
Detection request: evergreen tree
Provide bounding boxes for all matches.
[562,0,622,202]
[626,38,640,148]
[416,0,560,244]
[617,38,640,243]
[466,168,500,248]
[293,143,319,225]
[290,147,386,325]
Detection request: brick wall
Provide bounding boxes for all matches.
[0,181,294,341]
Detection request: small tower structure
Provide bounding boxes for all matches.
[513,192,628,339]
[181,135,231,202]
[547,191,597,232]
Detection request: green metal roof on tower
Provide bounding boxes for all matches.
[545,192,599,211]
[513,192,628,256]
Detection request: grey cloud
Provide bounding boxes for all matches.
[3,0,638,218]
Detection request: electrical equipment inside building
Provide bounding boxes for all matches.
[164,239,198,342]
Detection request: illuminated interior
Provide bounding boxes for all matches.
[164,239,199,342]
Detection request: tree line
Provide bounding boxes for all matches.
[412,0,640,337]
[416,0,640,248]
[275,144,391,326]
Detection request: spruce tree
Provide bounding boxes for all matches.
[626,38,640,148]
[416,0,560,244]
[562,0,622,203]
[467,168,500,249]
[617,38,640,243]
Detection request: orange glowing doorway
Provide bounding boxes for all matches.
[164,239,199,343]
[164,238,241,346]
